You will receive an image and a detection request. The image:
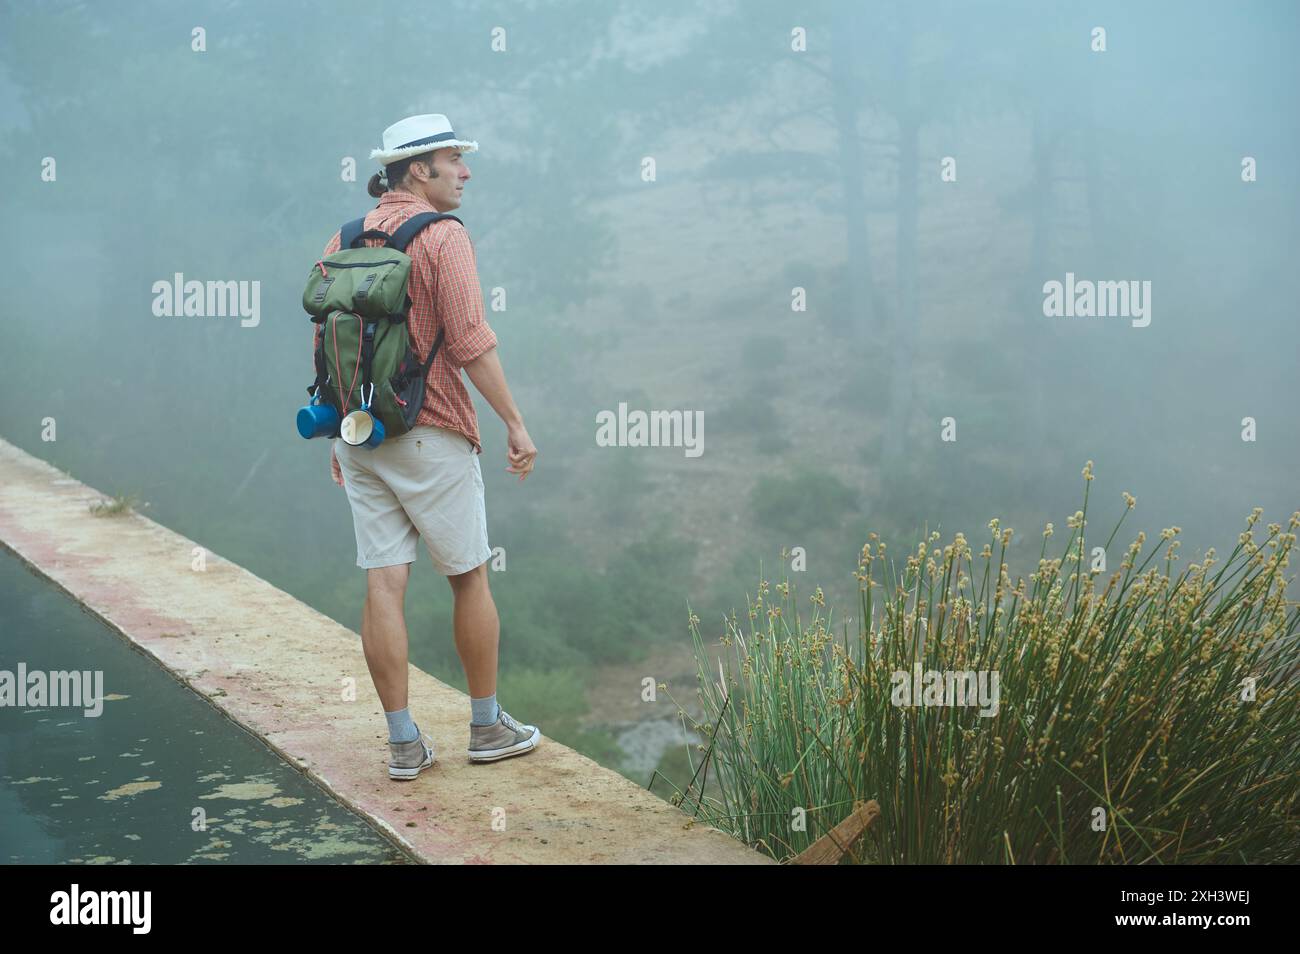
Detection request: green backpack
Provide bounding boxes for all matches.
[302,211,461,440]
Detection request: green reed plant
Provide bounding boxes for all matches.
[667,462,1300,863]
[88,491,144,517]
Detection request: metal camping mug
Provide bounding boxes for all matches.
[340,408,386,448]
[297,396,340,439]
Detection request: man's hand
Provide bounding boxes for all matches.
[506,422,537,481]
[330,443,344,487]
[462,349,535,481]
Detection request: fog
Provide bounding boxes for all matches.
[2,0,1296,770]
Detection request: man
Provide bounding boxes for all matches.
[316,114,540,780]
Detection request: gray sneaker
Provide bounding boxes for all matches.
[388,729,436,780]
[468,707,541,762]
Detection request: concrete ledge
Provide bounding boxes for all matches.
[0,437,772,865]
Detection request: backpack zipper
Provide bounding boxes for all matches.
[320,259,403,268]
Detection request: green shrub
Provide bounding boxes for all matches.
[750,469,860,538]
[88,491,144,517]
[496,666,590,731]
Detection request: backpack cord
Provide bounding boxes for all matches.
[331,313,364,415]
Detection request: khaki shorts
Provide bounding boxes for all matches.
[334,424,490,575]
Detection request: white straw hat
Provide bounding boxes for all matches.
[369,114,479,166]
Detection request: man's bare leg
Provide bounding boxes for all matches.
[447,561,498,698]
[361,563,412,711]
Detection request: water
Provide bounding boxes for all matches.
[614,715,704,782]
[0,546,408,864]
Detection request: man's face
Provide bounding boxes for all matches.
[414,147,471,212]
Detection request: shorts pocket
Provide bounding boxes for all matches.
[376,428,424,462]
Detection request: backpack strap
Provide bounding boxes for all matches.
[339,216,367,252]
[388,212,461,375]
[342,211,462,254]
[360,319,378,408]
[348,229,393,249]
[417,328,445,377]
[386,212,462,253]
[307,310,336,398]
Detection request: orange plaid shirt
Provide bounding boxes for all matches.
[315,190,498,454]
